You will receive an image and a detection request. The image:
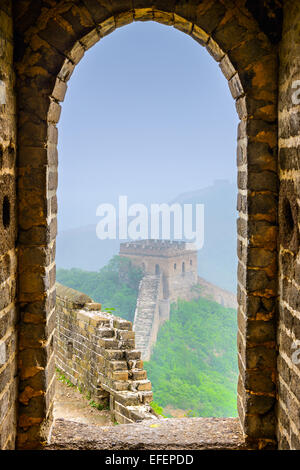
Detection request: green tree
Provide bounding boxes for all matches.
[145,297,238,417]
[57,256,143,322]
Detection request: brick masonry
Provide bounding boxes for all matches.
[0,1,18,451]
[0,0,298,450]
[120,240,199,304]
[121,240,198,360]
[133,273,164,361]
[277,0,300,450]
[122,240,237,361]
[55,283,158,425]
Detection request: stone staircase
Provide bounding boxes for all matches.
[133,274,162,361]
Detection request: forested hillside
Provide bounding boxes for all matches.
[145,298,238,417]
[56,256,143,323]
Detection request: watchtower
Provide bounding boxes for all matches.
[119,239,198,303]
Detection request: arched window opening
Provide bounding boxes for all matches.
[52,18,241,432]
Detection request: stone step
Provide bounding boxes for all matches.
[133,274,162,359]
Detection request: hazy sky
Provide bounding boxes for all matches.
[57,21,238,231]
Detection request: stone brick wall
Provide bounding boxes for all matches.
[277,0,300,450]
[26,5,278,447]
[0,0,296,450]
[196,277,237,309]
[120,240,198,302]
[55,283,157,424]
[133,274,165,361]
[127,240,237,361]
[0,0,18,451]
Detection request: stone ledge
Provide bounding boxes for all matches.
[47,417,252,450]
[56,282,92,306]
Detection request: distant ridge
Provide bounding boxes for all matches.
[56,180,237,293]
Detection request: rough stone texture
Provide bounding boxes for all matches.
[121,240,198,360]
[48,417,251,450]
[0,0,18,451]
[13,2,278,447]
[13,1,278,449]
[124,240,237,360]
[133,273,164,361]
[53,376,113,426]
[277,0,300,450]
[120,240,199,304]
[0,0,299,450]
[55,283,158,425]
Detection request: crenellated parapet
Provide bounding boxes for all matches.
[120,239,197,258]
[55,283,159,424]
[119,240,198,304]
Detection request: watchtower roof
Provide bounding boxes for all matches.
[119,239,197,257]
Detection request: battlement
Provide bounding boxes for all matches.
[120,241,199,359]
[119,239,198,304]
[119,239,197,258]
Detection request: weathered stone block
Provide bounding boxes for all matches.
[206,37,224,62]
[131,369,147,380]
[173,14,192,34]
[113,319,132,330]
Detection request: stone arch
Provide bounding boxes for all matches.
[15,2,278,449]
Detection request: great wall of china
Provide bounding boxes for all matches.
[119,240,237,360]
[1,0,300,450]
[53,240,237,424]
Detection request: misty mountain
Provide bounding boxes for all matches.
[56,224,121,272]
[171,179,237,292]
[56,179,238,292]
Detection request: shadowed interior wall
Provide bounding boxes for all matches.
[1,0,298,450]
[0,0,18,451]
[277,0,300,450]
[13,1,279,449]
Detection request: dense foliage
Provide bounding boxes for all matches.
[56,256,143,322]
[145,298,238,417]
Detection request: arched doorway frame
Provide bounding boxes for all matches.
[15,3,278,449]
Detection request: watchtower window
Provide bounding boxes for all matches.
[174,263,177,270]
[155,264,160,275]
[182,262,185,273]
[190,259,192,266]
